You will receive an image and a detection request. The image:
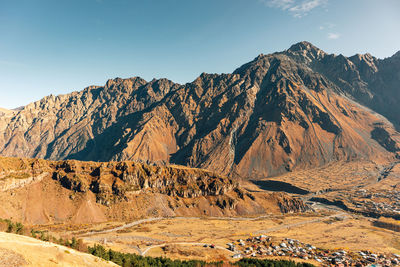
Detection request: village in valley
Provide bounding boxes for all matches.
[30,200,398,267]
[2,1,400,266]
[351,189,400,218]
[224,235,400,266]
[311,188,400,221]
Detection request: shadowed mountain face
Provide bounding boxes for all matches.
[0,42,399,178]
[284,41,400,129]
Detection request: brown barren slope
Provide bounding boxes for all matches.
[0,42,399,179]
[0,157,307,225]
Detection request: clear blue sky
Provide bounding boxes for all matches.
[1,0,399,109]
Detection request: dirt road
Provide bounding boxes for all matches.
[79,212,348,257]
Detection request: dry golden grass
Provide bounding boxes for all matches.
[0,232,117,267]
[147,244,231,262]
[263,160,381,192]
[269,216,400,253]
[40,212,399,262]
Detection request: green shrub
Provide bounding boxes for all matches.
[31,229,37,238]
[39,231,49,241]
[5,219,14,233]
[15,222,24,234]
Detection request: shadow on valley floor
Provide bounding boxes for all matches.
[251,180,310,195]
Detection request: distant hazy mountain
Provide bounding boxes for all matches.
[0,42,399,178]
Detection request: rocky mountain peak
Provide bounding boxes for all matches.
[104,76,148,91]
[288,41,319,51]
[0,42,399,179]
[284,42,327,67]
[348,53,378,75]
[286,41,326,60]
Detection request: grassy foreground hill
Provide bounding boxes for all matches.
[0,231,117,267]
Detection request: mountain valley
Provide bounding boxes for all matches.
[1,42,400,266]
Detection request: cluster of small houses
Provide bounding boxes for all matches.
[226,235,400,266]
[354,189,400,215]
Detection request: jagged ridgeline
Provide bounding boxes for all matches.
[0,42,399,178]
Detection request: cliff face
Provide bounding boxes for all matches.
[284,41,400,129]
[0,42,399,178]
[50,160,237,204]
[0,157,308,224]
[0,78,178,160]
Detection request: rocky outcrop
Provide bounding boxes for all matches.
[50,160,238,205]
[276,193,309,213]
[0,42,399,178]
[0,172,47,192]
[0,157,308,224]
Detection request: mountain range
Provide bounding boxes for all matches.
[0,41,399,179]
